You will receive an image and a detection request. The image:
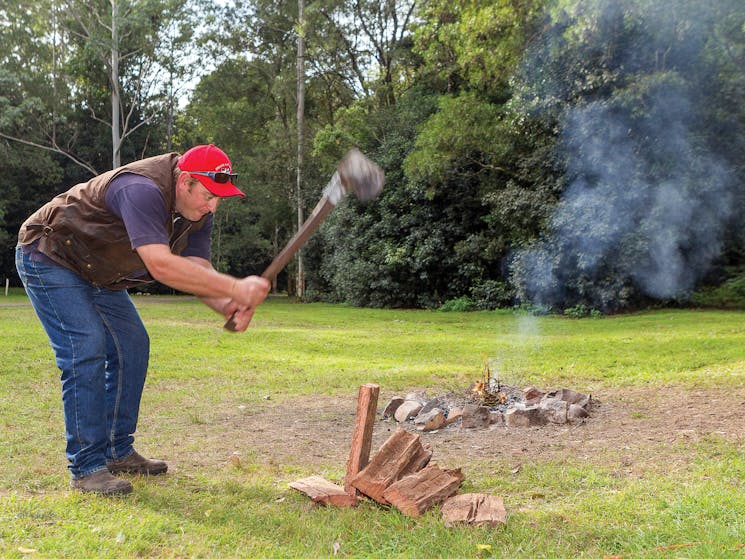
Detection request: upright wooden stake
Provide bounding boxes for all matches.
[344,383,380,495]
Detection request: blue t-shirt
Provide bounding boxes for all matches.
[105,173,213,260]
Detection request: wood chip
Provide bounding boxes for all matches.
[441,493,507,527]
[289,475,357,507]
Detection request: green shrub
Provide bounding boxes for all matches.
[691,274,745,309]
[470,280,514,310]
[563,304,604,318]
[439,296,475,312]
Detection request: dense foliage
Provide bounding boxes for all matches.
[1,0,744,311]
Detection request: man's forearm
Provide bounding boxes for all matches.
[136,244,269,313]
[139,246,235,299]
[185,256,233,314]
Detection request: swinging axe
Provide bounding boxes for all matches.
[224,148,385,331]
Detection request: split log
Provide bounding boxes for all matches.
[382,464,464,517]
[351,428,432,505]
[289,475,357,507]
[344,383,380,495]
[441,493,507,527]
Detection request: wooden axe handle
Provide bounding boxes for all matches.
[260,195,334,283]
[223,195,335,331]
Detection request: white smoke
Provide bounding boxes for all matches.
[511,0,736,311]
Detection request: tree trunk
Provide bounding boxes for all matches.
[295,0,306,299]
[110,0,121,168]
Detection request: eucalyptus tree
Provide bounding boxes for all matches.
[0,0,98,173]
[1,0,194,175]
[60,0,194,167]
[187,0,371,284]
[314,0,417,107]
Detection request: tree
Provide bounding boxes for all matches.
[316,0,418,107]
[296,0,307,297]
[62,0,192,167]
[0,0,99,174]
[317,0,552,308]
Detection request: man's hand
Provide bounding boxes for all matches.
[223,276,270,332]
[221,303,255,332]
[230,275,271,313]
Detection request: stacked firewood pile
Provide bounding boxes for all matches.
[289,384,507,527]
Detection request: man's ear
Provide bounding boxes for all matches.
[175,171,191,193]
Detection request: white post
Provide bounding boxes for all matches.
[5,278,8,296]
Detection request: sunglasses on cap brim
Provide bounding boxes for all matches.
[189,171,238,184]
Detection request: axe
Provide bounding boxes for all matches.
[224,148,385,331]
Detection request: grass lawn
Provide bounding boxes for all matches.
[1,293,744,558]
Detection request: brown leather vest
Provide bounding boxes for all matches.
[18,153,209,290]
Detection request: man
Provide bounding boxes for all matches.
[15,144,270,495]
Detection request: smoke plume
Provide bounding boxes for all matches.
[511,0,737,311]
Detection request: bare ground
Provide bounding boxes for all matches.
[178,385,745,481]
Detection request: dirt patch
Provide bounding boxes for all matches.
[175,385,745,479]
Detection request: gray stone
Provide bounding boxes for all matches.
[568,403,590,421]
[504,406,546,427]
[545,388,591,409]
[420,398,446,415]
[461,404,491,429]
[405,391,428,405]
[414,408,447,431]
[395,400,423,422]
[523,385,545,403]
[382,397,405,419]
[445,406,463,425]
[539,398,568,424]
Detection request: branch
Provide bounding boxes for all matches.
[318,7,371,97]
[0,132,99,176]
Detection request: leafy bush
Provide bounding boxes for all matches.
[470,280,514,310]
[690,275,745,309]
[439,296,475,312]
[563,304,603,318]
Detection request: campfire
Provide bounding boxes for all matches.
[381,359,592,431]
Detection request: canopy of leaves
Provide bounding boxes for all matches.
[2,0,744,315]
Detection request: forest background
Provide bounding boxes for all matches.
[1,0,744,314]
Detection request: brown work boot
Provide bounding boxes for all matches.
[107,451,168,475]
[71,470,133,495]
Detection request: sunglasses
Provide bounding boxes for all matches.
[189,171,238,184]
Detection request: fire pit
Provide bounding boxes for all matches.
[381,371,592,431]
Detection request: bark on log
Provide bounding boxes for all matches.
[289,475,357,507]
[344,383,380,495]
[441,493,507,527]
[351,428,432,505]
[382,464,464,517]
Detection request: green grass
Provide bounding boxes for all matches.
[1,295,744,558]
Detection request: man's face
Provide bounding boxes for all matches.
[175,173,220,221]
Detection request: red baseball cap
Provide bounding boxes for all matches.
[178,144,245,198]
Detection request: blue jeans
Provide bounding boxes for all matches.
[15,246,150,478]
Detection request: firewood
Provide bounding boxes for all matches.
[289,475,357,507]
[382,464,464,517]
[441,493,507,527]
[344,383,380,495]
[351,428,432,505]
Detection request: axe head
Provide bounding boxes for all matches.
[335,148,385,203]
